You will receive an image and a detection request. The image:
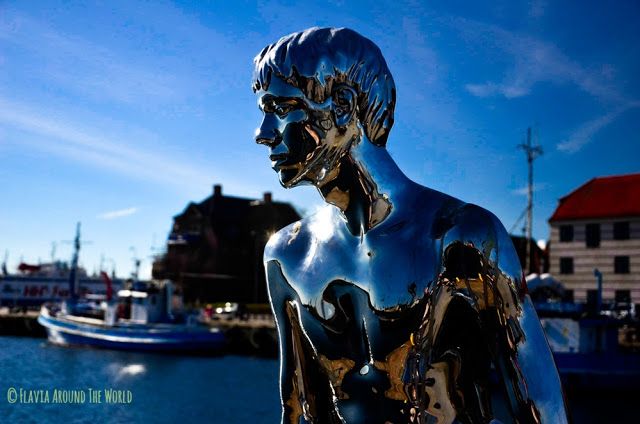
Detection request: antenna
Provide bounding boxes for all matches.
[105,257,117,279]
[518,127,543,275]
[60,222,93,299]
[129,246,141,281]
[2,250,8,275]
[69,222,81,300]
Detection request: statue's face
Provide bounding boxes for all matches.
[255,76,354,188]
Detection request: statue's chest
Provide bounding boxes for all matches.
[281,227,441,313]
[275,226,441,363]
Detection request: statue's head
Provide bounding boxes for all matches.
[253,27,396,188]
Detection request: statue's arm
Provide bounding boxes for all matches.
[265,257,304,424]
[483,211,569,423]
[264,231,334,424]
[438,205,568,422]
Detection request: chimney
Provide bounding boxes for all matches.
[263,192,272,204]
[213,184,222,198]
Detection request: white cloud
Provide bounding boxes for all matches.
[452,18,624,103]
[402,17,441,87]
[557,102,640,153]
[0,13,185,106]
[0,9,245,109]
[0,100,217,190]
[512,183,547,196]
[465,82,530,99]
[98,207,139,220]
[452,17,640,154]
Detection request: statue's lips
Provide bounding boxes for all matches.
[270,154,294,170]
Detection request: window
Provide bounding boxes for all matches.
[586,223,600,248]
[559,225,573,242]
[615,290,631,304]
[560,257,574,274]
[614,222,630,240]
[614,256,630,274]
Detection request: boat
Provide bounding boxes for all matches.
[38,280,226,353]
[37,223,225,353]
[1,227,124,309]
[1,260,123,309]
[530,272,640,390]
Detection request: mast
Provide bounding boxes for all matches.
[68,222,81,300]
[2,250,8,275]
[50,242,57,264]
[130,246,141,282]
[518,127,543,275]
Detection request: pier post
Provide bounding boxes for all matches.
[594,268,603,314]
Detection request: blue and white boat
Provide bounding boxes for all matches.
[37,224,225,353]
[38,281,225,353]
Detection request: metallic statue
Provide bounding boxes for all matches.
[253,27,568,424]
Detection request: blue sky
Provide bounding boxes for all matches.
[1,0,639,279]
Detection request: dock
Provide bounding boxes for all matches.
[205,314,277,357]
[0,308,46,337]
[0,307,277,356]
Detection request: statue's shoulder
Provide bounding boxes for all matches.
[410,186,467,236]
[440,200,522,280]
[439,201,509,247]
[263,219,302,262]
[263,205,334,262]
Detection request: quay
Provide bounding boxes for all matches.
[205,313,277,357]
[0,306,277,356]
[0,308,46,337]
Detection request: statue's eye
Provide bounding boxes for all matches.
[274,103,292,117]
[260,98,276,113]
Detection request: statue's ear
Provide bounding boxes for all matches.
[331,85,357,128]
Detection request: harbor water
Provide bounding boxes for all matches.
[0,337,280,423]
[1,336,637,423]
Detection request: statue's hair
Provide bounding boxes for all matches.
[252,27,396,147]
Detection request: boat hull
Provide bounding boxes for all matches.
[38,312,225,353]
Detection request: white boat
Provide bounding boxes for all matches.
[37,223,225,353]
[38,280,225,353]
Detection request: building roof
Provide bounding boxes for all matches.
[172,185,300,235]
[549,173,640,222]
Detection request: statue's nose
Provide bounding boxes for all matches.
[255,115,281,147]
[255,131,280,147]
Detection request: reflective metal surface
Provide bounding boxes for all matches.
[253,27,569,423]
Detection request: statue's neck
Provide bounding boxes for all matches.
[317,136,412,236]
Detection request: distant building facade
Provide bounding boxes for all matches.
[509,235,548,275]
[548,173,640,303]
[152,184,300,305]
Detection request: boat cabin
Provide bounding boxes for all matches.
[107,280,174,325]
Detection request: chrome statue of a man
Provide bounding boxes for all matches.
[253,27,568,424]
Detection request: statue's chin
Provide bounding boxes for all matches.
[278,169,314,189]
